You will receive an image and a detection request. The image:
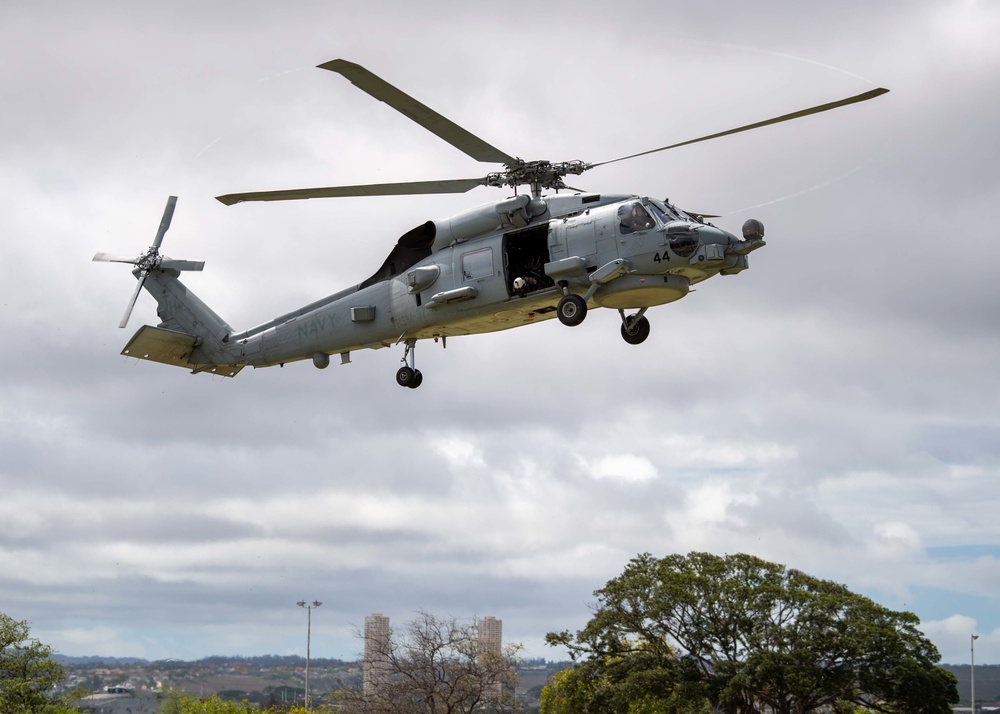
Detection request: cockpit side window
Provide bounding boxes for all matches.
[617,202,655,235]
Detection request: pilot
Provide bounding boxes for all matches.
[618,203,655,234]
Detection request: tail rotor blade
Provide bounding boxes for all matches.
[93,252,139,264]
[119,271,147,328]
[159,259,205,271]
[95,196,201,328]
[151,196,178,250]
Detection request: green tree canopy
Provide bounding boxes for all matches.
[545,552,958,714]
[0,612,77,713]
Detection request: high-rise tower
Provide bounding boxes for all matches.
[477,616,504,701]
[363,613,391,696]
[477,615,502,654]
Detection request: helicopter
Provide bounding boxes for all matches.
[95,58,887,388]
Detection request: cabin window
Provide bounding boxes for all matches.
[462,247,493,281]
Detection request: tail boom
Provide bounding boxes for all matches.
[124,269,245,377]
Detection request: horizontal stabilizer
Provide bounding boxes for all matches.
[121,325,243,377]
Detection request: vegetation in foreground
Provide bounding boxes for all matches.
[1,612,83,713]
[543,552,959,714]
[2,551,963,713]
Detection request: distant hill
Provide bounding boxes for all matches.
[54,654,348,668]
[942,664,1000,702]
[54,655,149,665]
[195,654,350,668]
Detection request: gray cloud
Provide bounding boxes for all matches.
[1,0,998,668]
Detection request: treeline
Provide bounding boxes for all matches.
[55,653,352,668]
[195,654,351,668]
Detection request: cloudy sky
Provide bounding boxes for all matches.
[1,0,998,669]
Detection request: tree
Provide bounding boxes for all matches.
[545,552,958,714]
[340,611,522,714]
[539,648,710,714]
[0,612,77,713]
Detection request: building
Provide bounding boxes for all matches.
[363,613,391,696]
[478,616,504,702]
[477,616,502,655]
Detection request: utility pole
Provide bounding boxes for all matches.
[971,634,979,714]
[297,600,322,710]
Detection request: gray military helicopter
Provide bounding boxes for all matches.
[95,59,887,388]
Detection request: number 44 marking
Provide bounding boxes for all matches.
[653,251,671,263]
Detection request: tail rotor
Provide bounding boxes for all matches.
[93,196,205,328]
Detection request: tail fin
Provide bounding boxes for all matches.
[95,196,244,377]
[127,268,245,377]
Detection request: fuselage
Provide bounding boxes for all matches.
[223,192,758,370]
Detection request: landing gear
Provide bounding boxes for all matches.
[396,366,422,387]
[397,339,423,388]
[557,294,587,327]
[619,309,650,345]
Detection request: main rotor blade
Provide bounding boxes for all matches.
[318,59,517,166]
[119,271,147,328]
[151,195,177,250]
[591,87,890,169]
[217,177,488,205]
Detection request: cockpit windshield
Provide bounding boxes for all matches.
[647,199,681,223]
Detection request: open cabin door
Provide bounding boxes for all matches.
[502,223,554,296]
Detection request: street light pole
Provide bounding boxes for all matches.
[971,634,979,714]
[297,600,322,710]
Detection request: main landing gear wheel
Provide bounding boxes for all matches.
[396,366,423,388]
[396,338,423,388]
[620,314,650,345]
[557,294,587,326]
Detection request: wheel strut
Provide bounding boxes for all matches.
[396,338,423,388]
[619,308,648,330]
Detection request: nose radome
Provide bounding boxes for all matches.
[742,219,765,241]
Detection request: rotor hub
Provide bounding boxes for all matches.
[485,160,590,195]
[136,249,162,271]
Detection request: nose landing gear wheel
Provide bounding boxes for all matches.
[621,314,650,345]
[557,294,587,326]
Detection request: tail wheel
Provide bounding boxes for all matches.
[557,294,587,327]
[621,315,650,345]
